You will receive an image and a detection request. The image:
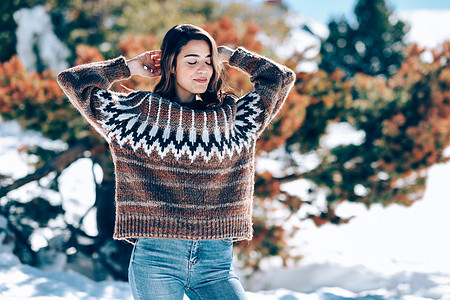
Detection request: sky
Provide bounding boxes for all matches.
[258,0,450,23]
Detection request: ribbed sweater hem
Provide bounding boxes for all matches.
[113,213,253,242]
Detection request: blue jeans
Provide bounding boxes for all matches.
[128,238,247,300]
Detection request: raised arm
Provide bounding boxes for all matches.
[57,57,131,127]
[57,51,161,135]
[219,46,296,133]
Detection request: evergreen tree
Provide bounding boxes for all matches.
[320,0,408,77]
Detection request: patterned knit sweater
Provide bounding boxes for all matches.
[57,47,295,242]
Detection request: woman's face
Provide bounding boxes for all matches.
[173,39,213,103]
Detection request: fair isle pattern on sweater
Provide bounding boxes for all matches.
[57,47,295,242]
[95,89,263,162]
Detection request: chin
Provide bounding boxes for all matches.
[192,88,208,94]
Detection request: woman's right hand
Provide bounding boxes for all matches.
[126,50,161,78]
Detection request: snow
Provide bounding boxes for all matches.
[0,247,132,300]
[244,161,450,299]
[398,10,450,49]
[14,5,70,73]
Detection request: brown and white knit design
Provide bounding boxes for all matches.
[95,89,263,162]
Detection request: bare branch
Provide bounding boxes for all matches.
[0,137,92,198]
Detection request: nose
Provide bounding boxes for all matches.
[197,62,208,74]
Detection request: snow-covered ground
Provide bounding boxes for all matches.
[1,7,450,300]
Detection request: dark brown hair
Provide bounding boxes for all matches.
[154,24,230,109]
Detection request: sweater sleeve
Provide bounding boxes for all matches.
[56,57,131,138]
[228,47,296,136]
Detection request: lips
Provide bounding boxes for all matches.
[194,78,208,84]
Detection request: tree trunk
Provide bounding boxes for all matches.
[95,178,116,240]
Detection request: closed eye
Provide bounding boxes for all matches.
[187,61,212,66]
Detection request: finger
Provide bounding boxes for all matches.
[150,55,161,67]
[150,56,160,66]
[149,50,160,58]
[151,51,161,59]
[143,65,154,76]
[145,60,157,70]
[151,66,161,76]
[143,65,156,74]
[144,65,161,77]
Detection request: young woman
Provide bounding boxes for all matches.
[58,24,295,300]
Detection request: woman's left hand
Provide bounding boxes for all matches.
[217,46,234,64]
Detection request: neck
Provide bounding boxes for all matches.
[174,90,196,104]
[175,95,195,104]
[174,82,195,103]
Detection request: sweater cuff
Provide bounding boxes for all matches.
[228,47,254,73]
[104,56,132,83]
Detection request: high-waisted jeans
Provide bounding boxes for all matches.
[128,238,247,300]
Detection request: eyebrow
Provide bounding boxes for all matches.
[183,54,211,58]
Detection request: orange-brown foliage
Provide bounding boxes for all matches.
[117,34,159,58]
[74,45,105,65]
